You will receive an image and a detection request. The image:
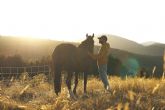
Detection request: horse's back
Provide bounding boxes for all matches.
[52,43,77,70]
[53,43,77,58]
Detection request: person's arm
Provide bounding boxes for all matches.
[88,52,98,60]
[88,44,110,59]
[88,48,107,60]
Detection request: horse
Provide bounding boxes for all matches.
[52,33,95,98]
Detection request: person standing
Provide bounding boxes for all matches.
[88,35,111,91]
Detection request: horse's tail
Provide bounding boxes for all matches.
[53,62,62,95]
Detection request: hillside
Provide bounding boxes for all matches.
[0,36,164,76]
[1,35,164,59]
[110,48,163,76]
[0,36,64,61]
[105,35,165,56]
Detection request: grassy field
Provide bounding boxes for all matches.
[0,73,165,110]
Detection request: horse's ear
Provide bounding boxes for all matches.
[86,33,88,38]
[92,33,94,38]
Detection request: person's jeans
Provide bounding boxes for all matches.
[98,64,110,89]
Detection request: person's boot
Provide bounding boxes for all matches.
[68,90,77,100]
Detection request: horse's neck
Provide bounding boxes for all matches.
[78,42,93,54]
[76,47,87,59]
[77,46,85,53]
[78,43,85,48]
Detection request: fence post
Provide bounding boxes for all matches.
[0,67,1,80]
[10,67,11,74]
[152,66,156,78]
[31,66,32,75]
[37,65,39,75]
[8,67,11,79]
[24,67,26,73]
[43,65,45,74]
[163,49,165,80]
[48,66,53,84]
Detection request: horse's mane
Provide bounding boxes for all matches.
[79,40,88,49]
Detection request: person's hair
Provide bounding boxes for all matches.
[101,35,107,41]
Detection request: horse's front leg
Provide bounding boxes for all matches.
[66,72,73,92]
[66,72,76,100]
[84,72,88,93]
[73,73,78,95]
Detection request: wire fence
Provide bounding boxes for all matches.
[0,65,51,80]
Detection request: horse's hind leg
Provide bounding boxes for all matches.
[54,67,62,96]
[84,73,88,93]
[73,73,78,95]
[66,72,73,91]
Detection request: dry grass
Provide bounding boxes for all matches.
[0,73,165,110]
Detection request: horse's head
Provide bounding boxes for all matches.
[79,33,95,53]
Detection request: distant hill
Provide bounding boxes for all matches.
[104,35,165,56]
[0,36,63,61]
[0,35,164,76]
[1,35,164,57]
[141,41,157,46]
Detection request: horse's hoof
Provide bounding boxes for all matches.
[68,91,77,100]
[81,93,89,99]
[55,92,59,96]
[73,91,79,98]
[73,90,76,95]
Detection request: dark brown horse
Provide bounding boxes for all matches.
[52,34,95,98]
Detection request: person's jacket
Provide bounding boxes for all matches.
[91,42,110,65]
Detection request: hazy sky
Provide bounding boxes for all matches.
[0,0,165,43]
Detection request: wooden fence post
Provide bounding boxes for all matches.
[163,49,165,80]
[24,67,26,73]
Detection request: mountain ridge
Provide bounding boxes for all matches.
[0,35,164,76]
[104,34,164,56]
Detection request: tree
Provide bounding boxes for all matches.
[107,55,122,76]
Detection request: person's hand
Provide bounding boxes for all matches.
[87,52,93,58]
[87,52,97,60]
